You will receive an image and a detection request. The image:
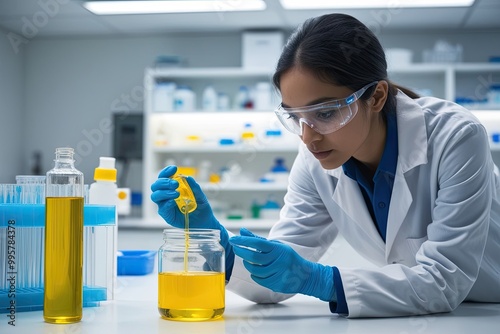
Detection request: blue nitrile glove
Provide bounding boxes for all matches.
[229,228,335,302]
[151,165,234,279]
[151,165,218,229]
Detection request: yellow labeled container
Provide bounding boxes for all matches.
[172,174,197,214]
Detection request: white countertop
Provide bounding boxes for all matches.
[3,273,500,334]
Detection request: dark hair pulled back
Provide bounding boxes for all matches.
[272,13,418,118]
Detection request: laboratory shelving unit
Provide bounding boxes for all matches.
[389,62,500,104]
[139,64,500,230]
[141,67,300,231]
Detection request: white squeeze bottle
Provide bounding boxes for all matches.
[88,157,118,300]
[89,157,118,205]
[202,85,218,111]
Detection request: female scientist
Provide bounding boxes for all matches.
[151,13,500,317]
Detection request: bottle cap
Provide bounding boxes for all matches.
[55,147,75,161]
[271,158,288,172]
[94,157,117,181]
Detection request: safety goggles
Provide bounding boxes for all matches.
[274,81,378,135]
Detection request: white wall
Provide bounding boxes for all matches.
[22,33,241,191]
[6,28,500,190]
[0,28,24,183]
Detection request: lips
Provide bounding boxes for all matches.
[310,150,333,160]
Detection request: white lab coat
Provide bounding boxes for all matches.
[226,92,500,318]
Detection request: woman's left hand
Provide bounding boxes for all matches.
[229,228,334,301]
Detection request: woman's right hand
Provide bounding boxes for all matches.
[151,165,235,280]
[150,165,220,230]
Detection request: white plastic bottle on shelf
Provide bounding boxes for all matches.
[217,92,230,111]
[197,160,212,182]
[234,85,251,110]
[254,82,273,110]
[153,82,176,112]
[202,85,218,111]
[89,157,118,205]
[174,85,196,112]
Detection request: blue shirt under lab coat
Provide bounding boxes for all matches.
[332,113,398,315]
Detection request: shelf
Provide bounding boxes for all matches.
[147,67,274,79]
[389,63,500,73]
[199,182,288,191]
[388,63,450,73]
[489,146,500,152]
[454,63,500,73]
[119,217,276,230]
[151,109,275,113]
[153,145,299,153]
[464,106,500,111]
[149,64,500,79]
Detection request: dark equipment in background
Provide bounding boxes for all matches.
[112,112,144,186]
[31,150,43,175]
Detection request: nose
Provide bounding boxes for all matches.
[299,119,322,143]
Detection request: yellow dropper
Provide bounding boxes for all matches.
[173,174,197,214]
[172,174,197,272]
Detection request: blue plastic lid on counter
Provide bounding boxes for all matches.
[117,250,156,276]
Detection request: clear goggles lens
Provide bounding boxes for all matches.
[274,81,378,135]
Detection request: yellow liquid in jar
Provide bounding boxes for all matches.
[158,271,225,321]
[44,197,84,324]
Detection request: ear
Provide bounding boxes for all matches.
[369,80,389,113]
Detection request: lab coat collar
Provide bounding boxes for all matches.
[325,91,428,261]
[394,91,428,172]
[385,91,429,260]
[324,91,428,175]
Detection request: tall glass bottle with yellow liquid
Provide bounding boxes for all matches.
[44,147,84,324]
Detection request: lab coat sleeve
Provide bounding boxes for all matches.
[226,144,340,303]
[340,121,493,318]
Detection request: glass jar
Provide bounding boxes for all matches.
[158,228,225,321]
